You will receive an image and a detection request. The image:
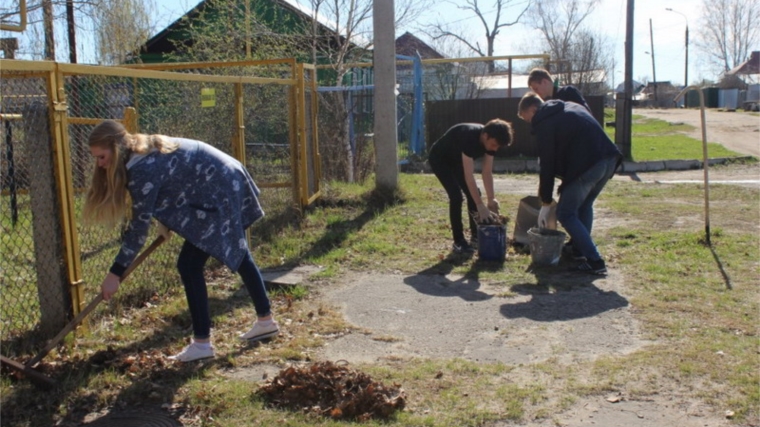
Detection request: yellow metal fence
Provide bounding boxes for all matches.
[0,59,320,353]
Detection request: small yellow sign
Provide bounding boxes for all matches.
[201,88,216,107]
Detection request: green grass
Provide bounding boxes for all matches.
[601,108,745,161]
[3,170,758,426]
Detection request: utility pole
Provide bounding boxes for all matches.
[43,0,55,60]
[373,0,399,191]
[66,0,77,63]
[649,18,657,102]
[666,8,689,88]
[616,0,634,160]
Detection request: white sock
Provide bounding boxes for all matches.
[257,318,273,326]
[192,341,212,350]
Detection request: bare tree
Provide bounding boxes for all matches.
[695,0,760,74]
[524,0,613,95]
[304,0,429,182]
[525,0,596,69]
[93,0,154,64]
[424,36,489,100]
[428,0,531,73]
[563,30,613,95]
[1,0,156,63]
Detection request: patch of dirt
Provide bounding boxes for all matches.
[490,395,733,427]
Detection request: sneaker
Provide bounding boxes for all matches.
[239,319,280,342]
[452,241,475,254]
[168,343,215,362]
[563,243,587,261]
[570,259,607,275]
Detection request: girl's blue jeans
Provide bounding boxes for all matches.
[177,240,271,340]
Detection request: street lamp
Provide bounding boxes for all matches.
[666,8,689,88]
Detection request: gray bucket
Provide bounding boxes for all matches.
[527,227,566,266]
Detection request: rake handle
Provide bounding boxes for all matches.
[25,235,166,368]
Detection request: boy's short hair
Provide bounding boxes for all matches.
[517,92,544,119]
[483,118,514,147]
[527,68,553,86]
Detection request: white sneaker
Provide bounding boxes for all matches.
[238,319,280,341]
[168,343,215,362]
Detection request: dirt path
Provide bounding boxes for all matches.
[634,108,760,157]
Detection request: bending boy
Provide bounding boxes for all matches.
[428,119,514,253]
[518,93,621,275]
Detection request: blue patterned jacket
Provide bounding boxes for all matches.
[109,138,264,275]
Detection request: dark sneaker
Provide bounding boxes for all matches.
[453,241,475,254]
[563,244,587,261]
[570,259,607,275]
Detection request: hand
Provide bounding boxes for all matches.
[538,205,552,228]
[476,203,493,223]
[156,221,172,241]
[487,199,500,214]
[101,272,121,300]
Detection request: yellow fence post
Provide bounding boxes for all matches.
[50,64,85,316]
[123,107,138,133]
[296,63,309,208]
[289,66,301,209]
[233,81,252,244]
[305,64,321,205]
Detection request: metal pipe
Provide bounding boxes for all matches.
[674,85,710,243]
[666,8,689,88]
[0,0,27,32]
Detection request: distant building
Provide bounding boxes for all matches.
[726,51,760,84]
[473,69,608,100]
[137,0,354,65]
[393,32,454,100]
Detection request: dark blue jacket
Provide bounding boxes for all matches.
[530,100,622,204]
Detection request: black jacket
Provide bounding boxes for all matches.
[553,85,591,112]
[531,100,622,204]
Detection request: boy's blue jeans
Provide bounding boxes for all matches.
[177,240,271,340]
[556,156,619,262]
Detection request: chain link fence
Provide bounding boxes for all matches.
[1,59,319,356]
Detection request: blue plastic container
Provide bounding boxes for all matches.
[477,224,507,261]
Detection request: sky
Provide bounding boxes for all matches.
[1,0,708,87]
[148,0,705,87]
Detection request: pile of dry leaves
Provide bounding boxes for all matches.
[257,360,406,421]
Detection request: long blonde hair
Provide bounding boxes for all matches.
[82,120,179,227]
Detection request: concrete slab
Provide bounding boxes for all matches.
[261,265,323,287]
[317,270,650,366]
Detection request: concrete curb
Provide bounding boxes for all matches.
[400,156,756,174]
